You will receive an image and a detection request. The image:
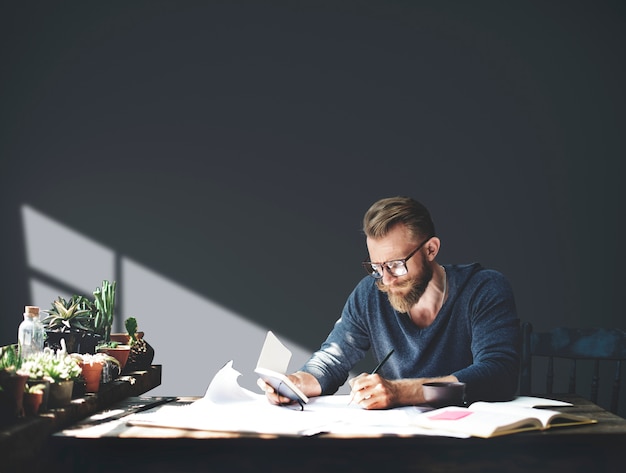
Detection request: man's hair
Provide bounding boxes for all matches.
[363,196,436,241]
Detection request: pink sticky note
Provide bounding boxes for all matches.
[428,410,473,421]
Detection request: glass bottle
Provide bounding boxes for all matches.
[18,305,45,362]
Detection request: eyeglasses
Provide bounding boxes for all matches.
[362,237,431,279]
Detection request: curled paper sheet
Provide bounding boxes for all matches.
[200,360,263,404]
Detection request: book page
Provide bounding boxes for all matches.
[479,396,572,408]
[468,402,593,429]
[469,403,560,428]
[412,406,544,438]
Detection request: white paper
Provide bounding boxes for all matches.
[128,332,535,438]
[255,331,292,373]
[127,360,441,436]
[199,360,260,403]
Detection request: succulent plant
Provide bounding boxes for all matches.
[19,344,82,382]
[0,345,20,373]
[123,317,153,371]
[93,280,116,342]
[42,295,95,333]
[125,317,139,346]
[25,382,46,394]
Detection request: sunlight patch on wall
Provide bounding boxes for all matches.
[22,205,115,294]
[20,203,312,396]
[122,257,312,395]
[29,278,73,314]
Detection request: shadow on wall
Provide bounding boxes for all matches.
[21,203,328,396]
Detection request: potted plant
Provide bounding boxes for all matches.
[116,317,154,372]
[0,345,29,422]
[0,344,20,373]
[93,280,117,343]
[71,353,107,393]
[92,280,132,370]
[42,295,99,353]
[97,353,121,384]
[23,382,46,416]
[19,342,82,408]
[71,352,122,392]
[96,341,131,372]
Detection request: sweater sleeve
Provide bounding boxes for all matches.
[451,270,520,402]
[299,281,373,394]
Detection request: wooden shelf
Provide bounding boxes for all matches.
[0,365,161,473]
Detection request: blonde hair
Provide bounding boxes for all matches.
[363,196,436,241]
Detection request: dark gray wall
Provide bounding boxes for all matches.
[1,1,624,412]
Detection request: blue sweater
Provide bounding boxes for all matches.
[301,263,520,403]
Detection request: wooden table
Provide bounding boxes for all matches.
[47,393,626,473]
[0,366,162,473]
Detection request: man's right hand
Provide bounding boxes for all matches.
[257,371,321,405]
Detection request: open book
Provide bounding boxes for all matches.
[412,397,596,438]
[254,331,309,404]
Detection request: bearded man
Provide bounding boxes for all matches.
[260,196,520,409]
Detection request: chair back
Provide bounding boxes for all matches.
[520,321,626,414]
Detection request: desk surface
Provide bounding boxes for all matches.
[49,394,626,473]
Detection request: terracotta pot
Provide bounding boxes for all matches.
[48,380,74,408]
[26,379,50,413]
[0,372,28,419]
[97,345,131,371]
[81,362,103,393]
[23,391,44,416]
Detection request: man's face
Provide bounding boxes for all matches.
[366,225,433,314]
[376,254,433,313]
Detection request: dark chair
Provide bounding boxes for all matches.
[520,321,626,414]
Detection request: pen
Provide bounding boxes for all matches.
[348,348,395,405]
[371,348,394,374]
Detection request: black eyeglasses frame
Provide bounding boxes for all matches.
[362,236,432,279]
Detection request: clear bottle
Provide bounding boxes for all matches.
[18,305,45,362]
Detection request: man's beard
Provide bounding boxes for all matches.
[376,256,433,313]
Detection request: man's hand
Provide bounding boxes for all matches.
[348,373,398,409]
[256,377,295,405]
[257,371,322,405]
[349,374,460,409]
